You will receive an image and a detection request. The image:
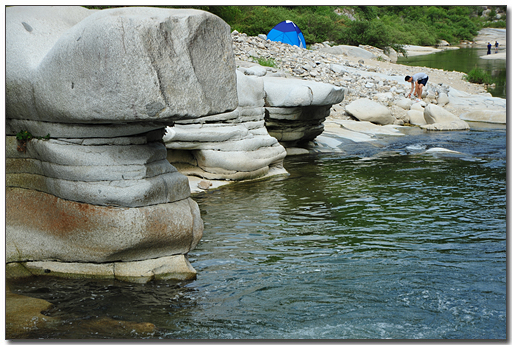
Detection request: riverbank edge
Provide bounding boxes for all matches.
[188,34,506,194]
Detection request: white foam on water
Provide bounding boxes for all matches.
[406,144,427,151]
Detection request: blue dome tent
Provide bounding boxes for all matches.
[267,20,306,48]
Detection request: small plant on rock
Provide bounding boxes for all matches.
[254,56,277,68]
[15,130,50,152]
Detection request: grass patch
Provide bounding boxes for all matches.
[254,56,277,68]
[464,67,494,85]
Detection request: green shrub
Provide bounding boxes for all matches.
[464,67,493,84]
[85,6,488,50]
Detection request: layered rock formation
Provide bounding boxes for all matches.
[164,70,287,181]
[6,6,238,281]
[163,66,345,180]
[263,76,345,147]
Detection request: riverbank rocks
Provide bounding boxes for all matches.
[232,30,505,131]
[459,110,506,124]
[421,104,470,131]
[444,87,506,120]
[6,6,239,281]
[345,98,395,125]
[319,45,377,60]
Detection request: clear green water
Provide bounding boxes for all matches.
[10,123,506,339]
[397,46,506,99]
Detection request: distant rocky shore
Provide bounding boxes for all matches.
[232,30,505,129]
[232,29,505,112]
[194,28,506,191]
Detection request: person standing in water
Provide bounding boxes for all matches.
[405,73,429,101]
[487,42,492,54]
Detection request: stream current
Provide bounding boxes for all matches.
[9,122,506,339]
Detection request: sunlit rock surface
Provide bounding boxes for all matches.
[6,6,238,280]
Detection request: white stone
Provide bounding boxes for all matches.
[421,121,470,131]
[345,98,395,125]
[459,110,506,124]
[244,65,268,77]
[424,104,461,124]
[410,102,425,111]
[407,110,427,125]
[340,120,404,136]
[396,98,413,110]
[422,105,470,130]
[438,92,449,106]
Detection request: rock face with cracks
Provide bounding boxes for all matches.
[6,6,238,281]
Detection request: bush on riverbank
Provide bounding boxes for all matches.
[464,67,494,85]
[196,6,490,46]
[85,6,505,50]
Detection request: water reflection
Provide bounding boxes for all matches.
[7,127,506,339]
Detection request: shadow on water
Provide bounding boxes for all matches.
[397,46,506,98]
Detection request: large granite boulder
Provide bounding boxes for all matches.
[345,98,395,125]
[421,104,470,131]
[6,6,237,131]
[6,6,238,281]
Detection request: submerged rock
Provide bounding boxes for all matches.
[5,291,60,339]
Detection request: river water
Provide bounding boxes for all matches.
[397,46,507,99]
[9,122,506,340]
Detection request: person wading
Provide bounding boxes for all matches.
[405,73,429,101]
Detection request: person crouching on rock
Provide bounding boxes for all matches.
[405,73,428,101]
